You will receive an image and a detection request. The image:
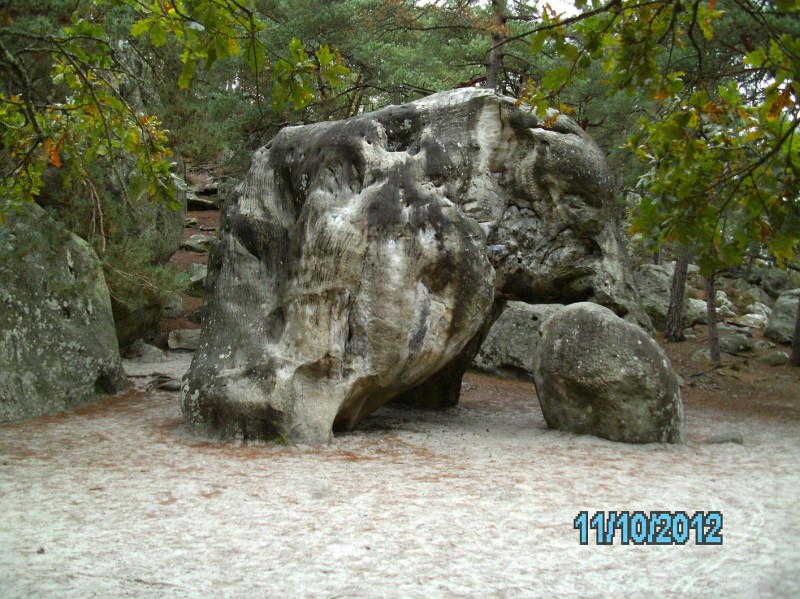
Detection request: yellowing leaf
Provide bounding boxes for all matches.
[44,138,62,168]
[767,85,792,120]
[543,113,559,128]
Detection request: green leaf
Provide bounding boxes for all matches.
[541,66,571,91]
[245,38,267,76]
[150,22,167,47]
[131,19,150,37]
[561,43,579,62]
[178,58,195,90]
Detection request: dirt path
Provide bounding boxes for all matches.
[1,349,798,597]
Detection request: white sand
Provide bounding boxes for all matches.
[1,351,798,598]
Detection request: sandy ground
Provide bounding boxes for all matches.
[1,350,799,598]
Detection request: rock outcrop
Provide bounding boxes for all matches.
[532,303,685,443]
[764,289,800,344]
[0,205,128,422]
[182,88,648,443]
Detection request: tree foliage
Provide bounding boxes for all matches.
[0,0,351,218]
[520,0,799,275]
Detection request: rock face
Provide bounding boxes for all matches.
[182,89,648,443]
[472,302,563,379]
[532,303,685,443]
[764,289,800,344]
[0,205,128,422]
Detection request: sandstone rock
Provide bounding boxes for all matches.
[745,302,772,319]
[714,290,737,318]
[162,293,186,318]
[0,205,127,422]
[760,351,789,367]
[472,302,563,378]
[187,263,208,297]
[731,278,773,307]
[122,339,164,363]
[186,192,218,211]
[719,334,753,354]
[182,88,648,443]
[181,234,215,253]
[745,267,800,299]
[717,322,751,335]
[703,432,744,445]
[532,303,684,444]
[735,313,768,329]
[633,264,704,330]
[763,289,799,345]
[168,329,201,350]
[685,298,708,326]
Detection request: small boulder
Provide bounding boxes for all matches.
[533,303,685,443]
[718,322,752,336]
[186,263,208,298]
[759,351,790,367]
[736,313,768,329]
[703,432,744,445]
[685,298,708,325]
[162,294,186,319]
[764,289,799,345]
[691,348,713,364]
[186,192,218,211]
[122,339,164,363]
[745,302,772,319]
[180,234,215,253]
[719,334,753,354]
[714,290,737,318]
[168,329,201,350]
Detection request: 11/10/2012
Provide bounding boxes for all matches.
[574,510,723,545]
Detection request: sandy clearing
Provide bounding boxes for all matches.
[1,352,798,598]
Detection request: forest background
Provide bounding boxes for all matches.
[1,0,798,362]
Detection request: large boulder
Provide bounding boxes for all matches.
[764,289,800,344]
[472,302,563,378]
[182,89,648,443]
[532,303,685,443]
[0,205,128,422]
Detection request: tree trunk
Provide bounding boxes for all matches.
[790,295,800,367]
[485,0,507,91]
[665,247,689,342]
[705,273,721,366]
[653,245,662,265]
